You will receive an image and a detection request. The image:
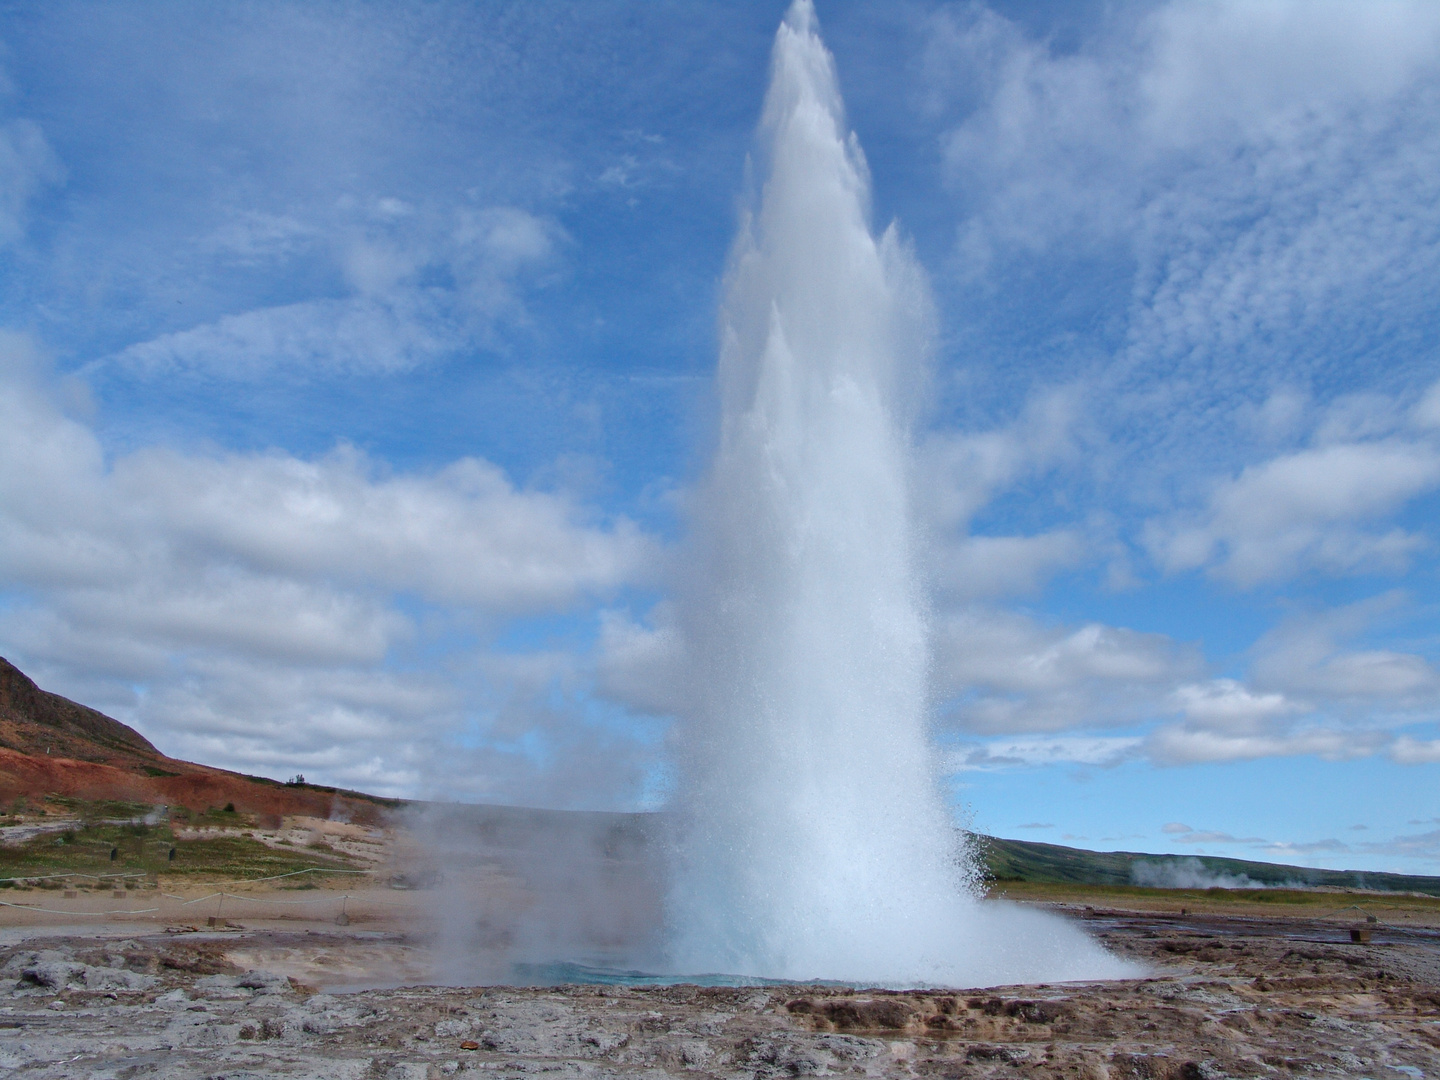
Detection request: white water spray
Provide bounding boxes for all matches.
[670,1,1135,986]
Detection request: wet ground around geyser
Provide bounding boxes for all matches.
[1,907,1438,1079]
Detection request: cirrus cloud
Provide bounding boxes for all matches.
[106,203,566,379]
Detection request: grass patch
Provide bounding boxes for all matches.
[987,878,1440,914]
[40,794,155,822]
[0,799,363,884]
[157,834,360,880]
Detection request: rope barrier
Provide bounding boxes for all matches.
[205,891,344,906]
[197,866,374,887]
[0,897,163,915]
[338,892,416,907]
[167,892,222,906]
[0,865,372,888]
[0,871,151,884]
[0,891,355,915]
[1312,902,1388,924]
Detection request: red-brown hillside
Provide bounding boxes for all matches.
[0,657,400,824]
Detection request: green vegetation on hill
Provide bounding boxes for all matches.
[977,834,1440,897]
[0,797,361,886]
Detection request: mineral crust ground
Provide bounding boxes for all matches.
[1,896,1438,1079]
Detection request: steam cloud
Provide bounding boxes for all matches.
[1132,858,1282,891]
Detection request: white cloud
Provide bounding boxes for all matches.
[1288,649,1437,700]
[1250,595,1440,705]
[1170,678,1303,734]
[934,607,1199,734]
[932,597,1438,768]
[946,734,1141,771]
[451,206,565,314]
[594,605,689,719]
[928,0,1440,453]
[1357,828,1440,861]
[202,210,315,265]
[1388,735,1440,765]
[0,337,659,799]
[1138,2,1440,143]
[917,386,1098,600]
[110,295,456,377]
[0,340,653,615]
[938,611,1192,695]
[1145,440,1440,585]
[1169,829,1264,846]
[1415,379,1440,430]
[933,610,1192,728]
[113,446,655,613]
[106,203,563,377]
[932,530,1085,599]
[1145,725,1383,766]
[17,573,407,667]
[918,5,1440,779]
[0,117,64,247]
[1259,838,1350,858]
[919,386,1086,530]
[935,0,1440,265]
[1152,824,1398,863]
[1129,593,1440,766]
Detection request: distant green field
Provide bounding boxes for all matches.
[0,797,361,886]
[977,834,1440,897]
[988,879,1440,913]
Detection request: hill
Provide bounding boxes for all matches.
[0,656,399,824]
[980,834,1440,897]
[0,656,160,767]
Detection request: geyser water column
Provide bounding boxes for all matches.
[670,1,1135,986]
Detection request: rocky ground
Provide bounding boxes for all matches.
[1,906,1437,1079]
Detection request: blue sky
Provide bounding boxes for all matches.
[1,1,1438,875]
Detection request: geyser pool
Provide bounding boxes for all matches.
[668,0,1135,987]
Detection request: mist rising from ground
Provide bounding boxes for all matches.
[1132,857,1285,891]
[407,803,667,986]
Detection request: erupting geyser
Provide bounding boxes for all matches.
[669,1,1134,986]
